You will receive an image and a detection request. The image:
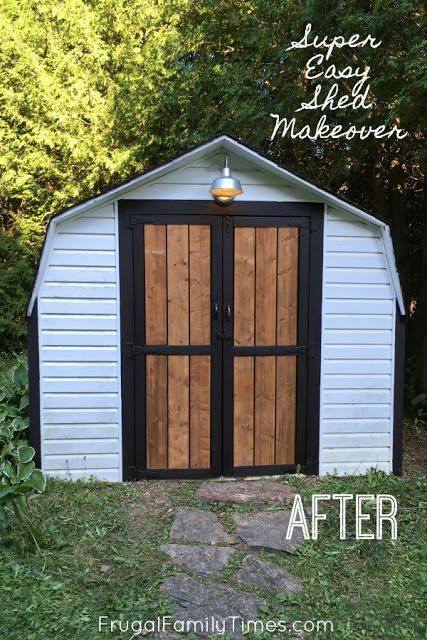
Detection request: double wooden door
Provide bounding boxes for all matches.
[121,202,322,479]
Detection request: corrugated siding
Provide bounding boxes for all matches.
[38,203,121,481]
[319,206,394,475]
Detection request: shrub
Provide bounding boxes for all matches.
[0,356,46,532]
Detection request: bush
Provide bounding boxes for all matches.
[0,356,46,531]
[0,232,38,353]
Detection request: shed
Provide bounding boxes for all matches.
[27,135,405,481]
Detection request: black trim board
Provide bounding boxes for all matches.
[393,302,405,475]
[27,300,41,468]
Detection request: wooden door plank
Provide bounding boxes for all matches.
[234,228,255,346]
[255,228,277,345]
[146,355,168,468]
[189,226,211,345]
[233,356,254,466]
[144,225,167,344]
[168,355,189,468]
[275,356,297,464]
[254,356,276,465]
[277,228,299,345]
[167,225,189,345]
[190,355,211,468]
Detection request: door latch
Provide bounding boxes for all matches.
[216,333,232,341]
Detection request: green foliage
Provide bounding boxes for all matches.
[0,356,46,530]
[0,232,37,352]
[408,394,427,429]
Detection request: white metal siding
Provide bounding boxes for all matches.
[38,203,121,481]
[319,206,395,475]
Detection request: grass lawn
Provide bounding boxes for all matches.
[0,460,426,640]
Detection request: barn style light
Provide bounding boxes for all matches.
[209,155,243,205]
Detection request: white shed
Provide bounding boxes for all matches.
[27,135,405,481]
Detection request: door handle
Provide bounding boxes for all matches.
[213,303,219,320]
[225,304,231,321]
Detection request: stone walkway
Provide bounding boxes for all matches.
[159,479,305,639]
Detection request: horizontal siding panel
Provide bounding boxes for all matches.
[323,375,391,389]
[40,315,117,331]
[58,217,115,234]
[45,469,120,481]
[325,283,393,299]
[324,300,393,315]
[323,315,393,330]
[325,267,389,285]
[42,362,118,377]
[43,378,117,392]
[41,346,117,362]
[323,329,392,345]
[43,454,118,470]
[54,234,115,251]
[323,390,391,404]
[322,447,390,463]
[41,283,116,299]
[45,266,116,283]
[322,419,390,433]
[44,394,118,409]
[127,183,318,202]
[319,462,390,475]
[44,425,119,439]
[323,345,392,359]
[323,405,390,419]
[40,300,117,314]
[327,220,379,237]
[326,253,386,269]
[327,237,382,253]
[50,250,116,267]
[322,433,390,448]
[43,408,119,423]
[323,359,392,374]
[44,439,119,455]
[154,166,284,186]
[41,330,117,346]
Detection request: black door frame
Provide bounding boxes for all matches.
[119,200,323,480]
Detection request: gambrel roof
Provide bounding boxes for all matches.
[27,134,405,315]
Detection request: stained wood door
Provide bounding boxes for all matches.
[132,215,222,477]
[222,216,310,475]
[125,204,320,479]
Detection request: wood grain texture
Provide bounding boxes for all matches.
[275,356,297,464]
[254,356,276,465]
[234,228,255,346]
[145,225,167,344]
[255,228,277,345]
[277,228,299,345]
[168,355,189,468]
[189,225,211,345]
[233,357,254,466]
[190,356,211,468]
[146,355,168,469]
[167,225,189,345]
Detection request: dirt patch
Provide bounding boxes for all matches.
[403,422,427,475]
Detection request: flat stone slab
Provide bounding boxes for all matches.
[170,507,234,544]
[163,574,265,638]
[196,479,297,505]
[161,543,235,576]
[236,555,304,593]
[233,510,306,552]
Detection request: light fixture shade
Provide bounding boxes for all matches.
[209,158,243,204]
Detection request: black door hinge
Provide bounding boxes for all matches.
[128,465,137,481]
[307,342,316,359]
[127,343,144,359]
[225,217,232,234]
